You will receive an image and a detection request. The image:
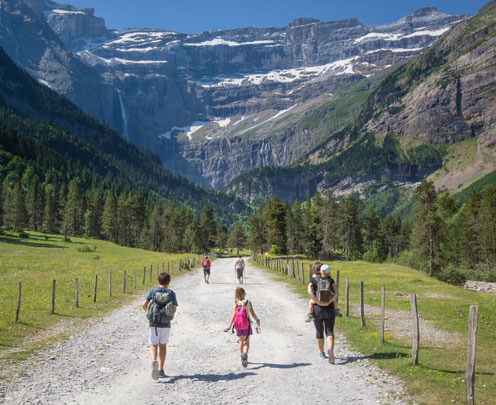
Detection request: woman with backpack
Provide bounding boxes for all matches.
[308,264,338,364]
[224,287,260,368]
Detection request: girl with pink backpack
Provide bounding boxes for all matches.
[224,287,260,367]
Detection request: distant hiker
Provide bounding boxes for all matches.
[201,255,211,284]
[224,287,260,368]
[142,272,178,380]
[308,264,338,364]
[305,262,322,322]
[234,255,245,284]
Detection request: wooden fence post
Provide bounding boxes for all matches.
[308,264,312,282]
[167,262,170,272]
[162,262,164,272]
[109,272,112,297]
[381,286,385,343]
[150,265,153,281]
[93,275,98,302]
[301,263,305,284]
[410,293,419,365]
[15,282,21,322]
[51,280,56,315]
[465,305,478,405]
[123,271,127,294]
[345,277,349,317]
[360,281,365,327]
[75,278,79,308]
[336,271,340,292]
[143,267,146,284]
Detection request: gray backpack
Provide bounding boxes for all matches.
[317,277,333,302]
[146,290,175,332]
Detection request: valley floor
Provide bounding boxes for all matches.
[2,258,405,404]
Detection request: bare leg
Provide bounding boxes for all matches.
[243,336,250,354]
[239,336,246,354]
[327,336,334,354]
[149,344,158,361]
[316,338,324,353]
[158,343,167,370]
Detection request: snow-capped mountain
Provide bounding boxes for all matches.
[2,1,468,189]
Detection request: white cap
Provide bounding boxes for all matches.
[321,264,331,273]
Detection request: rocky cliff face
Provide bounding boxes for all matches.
[225,2,496,203]
[0,0,468,189]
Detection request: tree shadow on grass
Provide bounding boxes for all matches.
[161,371,256,384]
[249,362,311,370]
[0,235,66,249]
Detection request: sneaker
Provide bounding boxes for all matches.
[328,349,335,364]
[159,370,167,378]
[241,353,248,368]
[151,360,159,380]
[305,313,315,323]
[319,352,326,360]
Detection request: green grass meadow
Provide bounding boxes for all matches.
[252,257,496,405]
[0,231,200,371]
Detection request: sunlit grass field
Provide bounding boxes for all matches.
[0,231,200,367]
[253,257,496,405]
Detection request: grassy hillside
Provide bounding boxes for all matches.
[0,231,199,379]
[253,257,496,405]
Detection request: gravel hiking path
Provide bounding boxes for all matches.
[2,258,405,404]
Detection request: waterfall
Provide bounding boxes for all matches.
[117,91,129,140]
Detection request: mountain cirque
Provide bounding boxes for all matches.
[1,1,468,189]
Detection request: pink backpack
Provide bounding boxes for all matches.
[233,302,249,330]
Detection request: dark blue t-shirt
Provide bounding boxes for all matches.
[146,287,178,306]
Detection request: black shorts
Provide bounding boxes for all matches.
[313,316,335,339]
[236,268,244,278]
[203,268,210,275]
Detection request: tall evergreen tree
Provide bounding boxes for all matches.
[117,191,132,246]
[318,190,340,256]
[301,194,322,259]
[458,190,482,266]
[42,184,58,234]
[216,225,228,254]
[64,178,84,237]
[286,200,303,255]
[248,212,267,255]
[102,190,118,242]
[264,196,287,254]
[150,202,163,251]
[199,204,217,252]
[479,185,496,265]
[5,182,28,232]
[339,197,363,260]
[28,176,43,231]
[363,209,380,253]
[228,222,247,254]
[86,188,104,238]
[412,182,442,276]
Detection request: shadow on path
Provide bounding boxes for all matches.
[338,352,409,365]
[249,362,311,370]
[161,371,256,384]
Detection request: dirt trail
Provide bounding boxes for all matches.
[2,258,405,404]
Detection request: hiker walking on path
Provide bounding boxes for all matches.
[224,287,260,368]
[201,255,211,284]
[234,255,245,284]
[142,272,178,380]
[308,264,338,364]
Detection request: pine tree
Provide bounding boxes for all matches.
[479,185,496,265]
[286,200,303,255]
[6,182,28,232]
[117,192,132,246]
[248,212,267,255]
[412,182,442,276]
[264,196,287,254]
[363,209,380,253]
[64,178,84,237]
[86,188,104,238]
[42,184,58,234]
[28,176,43,231]
[318,190,339,256]
[302,194,322,259]
[216,225,228,254]
[339,197,363,260]
[150,202,163,251]
[199,204,217,252]
[102,190,118,242]
[228,222,247,254]
[458,190,482,266]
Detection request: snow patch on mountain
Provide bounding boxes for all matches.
[184,38,276,47]
[159,121,208,140]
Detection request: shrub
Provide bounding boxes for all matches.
[270,245,280,255]
[468,263,496,282]
[362,250,382,263]
[437,264,468,285]
[78,245,97,253]
[18,230,29,238]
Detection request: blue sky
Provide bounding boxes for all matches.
[67,0,488,33]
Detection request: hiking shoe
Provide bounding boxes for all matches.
[241,353,248,368]
[151,360,159,380]
[328,349,335,364]
[319,352,326,360]
[159,370,167,378]
[305,313,315,322]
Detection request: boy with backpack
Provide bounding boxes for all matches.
[201,255,211,284]
[224,287,260,368]
[142,272,178,380]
